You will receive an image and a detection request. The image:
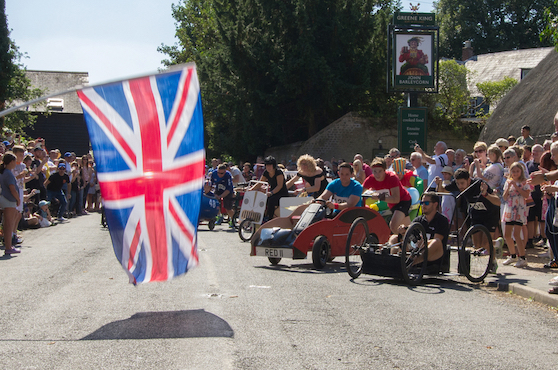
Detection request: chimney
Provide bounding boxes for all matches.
[462,40,474,61]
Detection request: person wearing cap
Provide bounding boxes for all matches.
[34,200,53,227]
[516,125,535,146]
[495,138,509,152]
[441,166,454,185]
[250,156,289,220]
[44,161,71,221]
[363,157,412,234]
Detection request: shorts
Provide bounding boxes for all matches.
[220,194,234,210]
[390,199,411,216]
[471,212,499,232]
[0,195,17,209]
[506,221,524,226]
[527,197,542,222]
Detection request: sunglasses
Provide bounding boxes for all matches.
[217,171,225,175]
[504,156,512,159]
[420,200,432,206]
[474,149,485,153]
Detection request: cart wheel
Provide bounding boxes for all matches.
[312,235,330,269]
[345,217,369,279]
[268,257,281,265]
[231,210,240,230]
[401,222,428,285]
[208,219,216,231]
[459,224,493,283]
[238,219,255,242]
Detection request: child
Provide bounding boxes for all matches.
[502,162,532,267]
[35,200,53,227]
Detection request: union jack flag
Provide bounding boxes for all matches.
[77,64,205,284]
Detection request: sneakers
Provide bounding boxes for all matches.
[228,220,235,228]
[544,260,558,269]
[58,217,68,222]
[515,258,528,268]
[12,235,23,245]
[494,237,504,259]
[539,250,551,258]
[502,256,516,265]
[214,216,223,225]
[549,276,558,286]
[4,248,21,255]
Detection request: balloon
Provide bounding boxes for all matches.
[408,187,420,205]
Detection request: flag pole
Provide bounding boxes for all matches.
[0,63,195,119]
[0,85,84,118]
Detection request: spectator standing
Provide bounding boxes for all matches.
[0,153,21,255]
[516,125,535,146]
[526,144,544,248]
[469,141,489,180]
[354,154,372,177]
[414,141,449,189]
[45,162,71,221]
[501,162,532,267]
[351,159,366,184]
[227,162,245,187]
[410,152,428,182]
[453,149,467,171]
[475,145,504,193]
[242,162,253,181]
[12,146,27,244]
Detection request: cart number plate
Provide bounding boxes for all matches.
[256,247,293,259]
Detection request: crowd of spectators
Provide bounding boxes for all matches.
[208,122,558,271]
[1,135,100,255]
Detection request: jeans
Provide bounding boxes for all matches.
[47,189,67,218]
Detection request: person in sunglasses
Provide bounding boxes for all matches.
[388,192,449,264]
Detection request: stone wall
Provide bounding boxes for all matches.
[266,112,476,163]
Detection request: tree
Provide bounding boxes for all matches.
[436,0,558,59]
[435,59,470,123]
[161,0,395,160]
[476,76,517,108]
[0,0,44,133]
[541,0,558,47]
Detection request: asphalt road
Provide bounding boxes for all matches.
[1,214,557,369]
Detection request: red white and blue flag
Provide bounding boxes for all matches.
[77,64,205,284]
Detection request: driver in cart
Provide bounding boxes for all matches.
[388,192,449,264]
[315,162,362,212]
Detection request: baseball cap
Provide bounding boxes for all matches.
[64,152,72,157]
[39,200,51,207]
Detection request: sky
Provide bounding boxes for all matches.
[5,0,434,86]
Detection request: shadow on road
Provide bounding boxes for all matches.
[254,261,347,274]
[81,309,234,340]
[347,275,479,294]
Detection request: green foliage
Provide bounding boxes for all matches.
[541,0,558,48]
[0,0,45,134]
[476,76,517,107]
[436,0,557,59]
[436,59,469,123]
[161,0,396,160]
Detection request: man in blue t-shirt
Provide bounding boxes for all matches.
[317,162,362,210]
[208,163,235,226]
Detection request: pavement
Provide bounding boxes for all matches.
[485,242,558,308]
